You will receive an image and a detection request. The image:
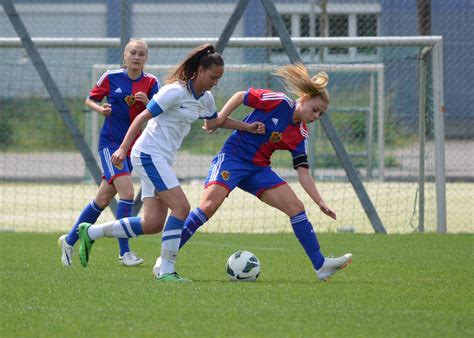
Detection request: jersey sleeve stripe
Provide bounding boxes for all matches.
[147,99,164,117]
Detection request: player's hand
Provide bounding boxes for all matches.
[100,103,112,117]
[202,118,220,134]
[319,201,337,220]
[111,148,127,167]
[134,91,149,105]
[247,122,265,134]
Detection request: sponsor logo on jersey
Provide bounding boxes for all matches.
[269,131,282,142]
[114,87,123,93]
[271,118,279,125]
[221,170,230,181]
[114,162,124,170]
[124,95,136,106]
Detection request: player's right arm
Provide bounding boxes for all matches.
[85,71,114,116]
[85,97,112,117]
[111,109,152,166]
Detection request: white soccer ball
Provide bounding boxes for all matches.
[226,250,260,281]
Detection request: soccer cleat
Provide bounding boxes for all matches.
[119,251,144,267]
[58,234,74,267]
[152,256,162,277]
[77,223,94,267]
[316,253,353,281]
[156,272,192,283]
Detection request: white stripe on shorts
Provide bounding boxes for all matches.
[210,153,225,182]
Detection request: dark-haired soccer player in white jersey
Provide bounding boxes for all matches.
[76,44,265,282]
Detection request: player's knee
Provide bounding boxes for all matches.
[287,199,305,216]
[94,197,109,209]
[171,201,190,220]
[200,200,219,218]
[118,191,134,200]
[142,217,164,234]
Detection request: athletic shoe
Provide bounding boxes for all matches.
[316,253,353,281]
[119,251,144,267]
[152,256,162,277]
[156,272,192,283]
[78,223,94,267]
[58,234,73,267]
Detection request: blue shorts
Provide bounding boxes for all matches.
[204,153,287,197]
[99,147,133,184]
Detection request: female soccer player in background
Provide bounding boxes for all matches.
[58,39,159,267]
[154,63,352,282]
[76,44,265,282]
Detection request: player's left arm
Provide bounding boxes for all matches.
[204,91,264,134]
[218,118,265,134]
[296,166,336,220]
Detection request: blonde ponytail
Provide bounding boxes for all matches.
[274,63,330,103]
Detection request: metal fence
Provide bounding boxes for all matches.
[0,0,472,233]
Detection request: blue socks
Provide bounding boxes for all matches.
[160,216,185,275]
[66,200,102,246]
[87,216,143,241]
[117,199,134,256]
[290,211,325,270]
[179,208,208,249]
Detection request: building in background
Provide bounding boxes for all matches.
[1,0,472,136]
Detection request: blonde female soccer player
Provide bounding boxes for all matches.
[77,44,264,282]
[154,63,352,282]
[58,39,159,267]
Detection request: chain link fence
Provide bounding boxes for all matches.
[0,0,472,233]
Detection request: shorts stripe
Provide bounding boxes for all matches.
[210,153,225,182]
[103,148,115,177]
[140,152,168,191]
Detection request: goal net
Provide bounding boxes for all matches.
[0,37,450,234]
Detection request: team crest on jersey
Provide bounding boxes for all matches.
[220,170,230,181]
[269,131,282,142]
[114,162,123,170]
[124,95,136,107]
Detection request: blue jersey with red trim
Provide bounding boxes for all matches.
[88,69,159,153]
[221,87,308,167]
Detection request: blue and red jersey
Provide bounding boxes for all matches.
[221,88,308,167]
[88,69,160,154]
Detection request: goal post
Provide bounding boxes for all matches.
[0,36,446,234]
[89,62,385,180]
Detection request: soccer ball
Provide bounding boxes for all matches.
[226,250,260,281]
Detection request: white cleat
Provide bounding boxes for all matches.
[58,234,74,267]
[152,256,161,277]
[316,253,353,281]
[119,251,144,267]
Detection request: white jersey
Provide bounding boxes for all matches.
[133,81,217,164]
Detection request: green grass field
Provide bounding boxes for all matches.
[1,232,472,337]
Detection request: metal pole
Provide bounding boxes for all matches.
[1,0,117,214]
[418,46,432,232]
[261,0,385,233]
[215,0,250,54]
[120,0,131,54]
[367,74,375,179]
[432,41,447,233]
[319,0,327,62]
[377,67,385,181]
